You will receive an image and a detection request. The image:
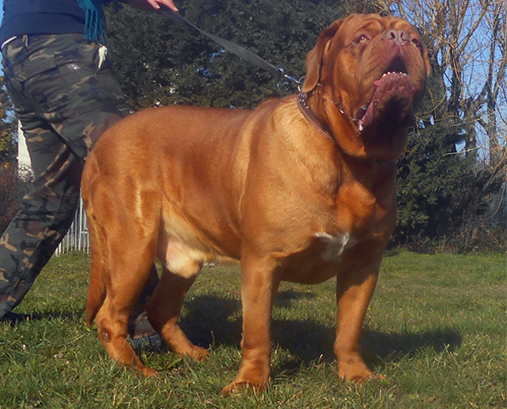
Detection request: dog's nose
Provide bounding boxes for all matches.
[382,29,411,46]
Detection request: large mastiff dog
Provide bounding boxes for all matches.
[82,14,429,394]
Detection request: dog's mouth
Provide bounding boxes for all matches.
[355,57,416,132]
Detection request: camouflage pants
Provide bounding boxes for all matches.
[0,33,135,319]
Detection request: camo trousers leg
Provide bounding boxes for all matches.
[0,33,132,319]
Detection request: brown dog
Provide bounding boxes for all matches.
[82,13,429,394]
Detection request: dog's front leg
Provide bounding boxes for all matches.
[334,255,383,382]
[221,255,280,395]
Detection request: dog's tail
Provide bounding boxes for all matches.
[85,213,108,327]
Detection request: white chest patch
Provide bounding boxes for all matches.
[314,232,357,262]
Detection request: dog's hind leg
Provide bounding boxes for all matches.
[147,240,209,361]
[94,236,159,377]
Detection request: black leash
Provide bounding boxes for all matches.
[160,7,302,86]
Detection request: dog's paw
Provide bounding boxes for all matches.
[220,377,271,397]
[339,367,386,383]
[138,365,159,377]
[221,381,258,397]
[338,359,381,383]
[187,345,209,361]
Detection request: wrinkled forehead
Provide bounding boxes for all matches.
[339,14,419,39]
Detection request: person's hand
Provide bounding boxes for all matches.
[127,0,179,12]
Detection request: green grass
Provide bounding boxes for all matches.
[0,251,505,408]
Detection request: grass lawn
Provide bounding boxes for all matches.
[0,250,505,408]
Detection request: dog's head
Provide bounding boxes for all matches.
[302,14,430,160]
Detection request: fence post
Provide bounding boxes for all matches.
[55,196,89,256]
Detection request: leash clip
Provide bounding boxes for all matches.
[277,68,303,86]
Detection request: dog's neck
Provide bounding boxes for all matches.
[296,91,398,192]
[297,92,336,143]
[297,88,360,146]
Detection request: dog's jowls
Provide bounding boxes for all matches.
[82,13,429,395]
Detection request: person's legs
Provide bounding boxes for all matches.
[0,35,159,333]
[0,125,82,318]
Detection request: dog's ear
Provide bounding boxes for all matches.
[302,19,344,93]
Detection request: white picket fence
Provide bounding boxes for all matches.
[54,196,90,256]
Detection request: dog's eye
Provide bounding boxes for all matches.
[412,38,423,50]
[355,35,369,45]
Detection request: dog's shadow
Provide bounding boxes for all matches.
[176,289,462,372]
